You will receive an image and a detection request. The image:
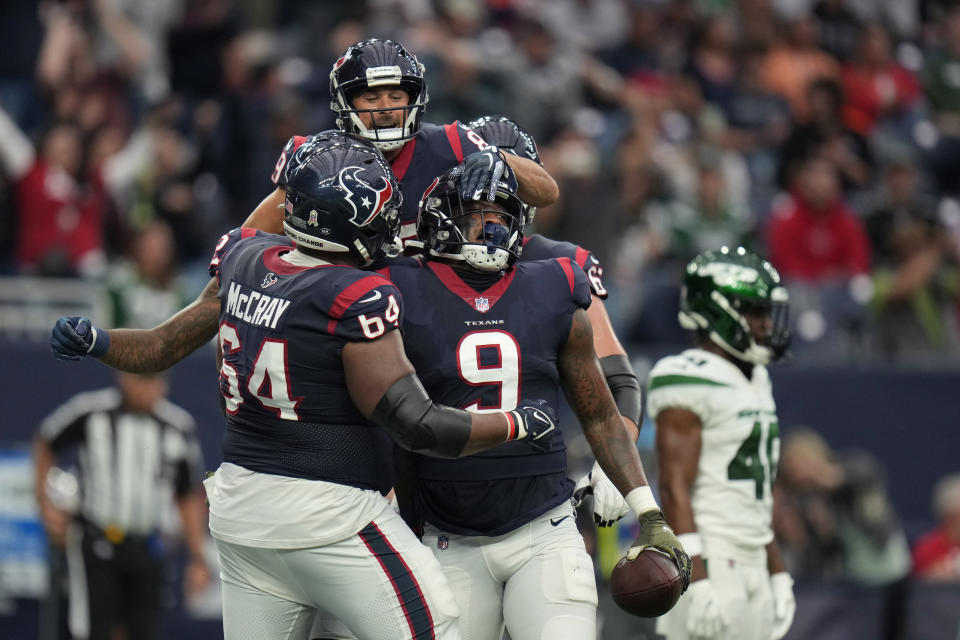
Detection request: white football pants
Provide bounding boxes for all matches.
[216,506,461,640]
[311,501,597,640]
[656,554,774,640]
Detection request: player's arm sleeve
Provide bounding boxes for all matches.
[369,373,473,458]
[600,354,643,428]
[270,135,308,187]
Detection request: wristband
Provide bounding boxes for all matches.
[625,486,659,517]
[505,411,521,440]
[87,326,111,358]
[678,532,703,557]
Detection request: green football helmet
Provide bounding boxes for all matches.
[679,246,790,365]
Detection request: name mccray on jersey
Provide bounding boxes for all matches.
[272,121,487,244]
[646,348,779,552]
[209,228,404,493]
[381,256,593,536]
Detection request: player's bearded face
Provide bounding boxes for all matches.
[350,88,410,130]
[458,202,511,242]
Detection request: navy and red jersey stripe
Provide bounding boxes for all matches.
[520,233,608,299]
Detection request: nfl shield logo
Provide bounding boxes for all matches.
[474,297,489,312]
[307,210,319,226]
[438,536,449,550]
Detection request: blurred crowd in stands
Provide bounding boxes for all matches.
[2,0,960,362]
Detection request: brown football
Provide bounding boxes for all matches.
[609,548,684,617]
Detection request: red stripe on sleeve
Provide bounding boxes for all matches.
[326,275,393,334]
[557,257,576,295]
[444,124,464,163]
[240,227,258,239]
[574,246,590,269]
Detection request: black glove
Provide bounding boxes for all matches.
[626,510,692,592]
[50,316,110,361]
[467,116,542,165]
[459,146,518,202]
[508,399,557,452]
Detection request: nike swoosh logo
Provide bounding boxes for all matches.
[550,516,571,527]
[358,290,382,304]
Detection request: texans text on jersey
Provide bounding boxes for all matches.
[463,319,504,327]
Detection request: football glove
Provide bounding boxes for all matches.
[769,572,796,640]
[626,510,692,591]
[50,316,110,361]
[508,399,556,452]
[460,146,518,202]
[685,579,729,639]
[573,461,631,527]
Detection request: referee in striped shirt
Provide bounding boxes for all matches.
[33,372,210,640]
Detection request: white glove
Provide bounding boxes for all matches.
[769,572,795,640]
[685,579,728,639]
[572,461,631,527]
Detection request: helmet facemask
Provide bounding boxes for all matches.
[416,171,524,272]
[335,88,426,151]
[329,40,428,152]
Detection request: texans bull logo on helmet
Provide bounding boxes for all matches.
[330,166,394,227]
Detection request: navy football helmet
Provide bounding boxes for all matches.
[467,115,542,225]
[283,131,402,266]
[330,39,428,152]
[412,165,524,272]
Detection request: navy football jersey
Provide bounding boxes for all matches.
[271,122,487,243]
[381,257,592,536]
[520,233,608,300]
[209,228,404,491]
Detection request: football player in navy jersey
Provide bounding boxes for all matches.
[242,38,558,246]
[468,114,644,529]
[326,166,690,640]
[49,132,561,640]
